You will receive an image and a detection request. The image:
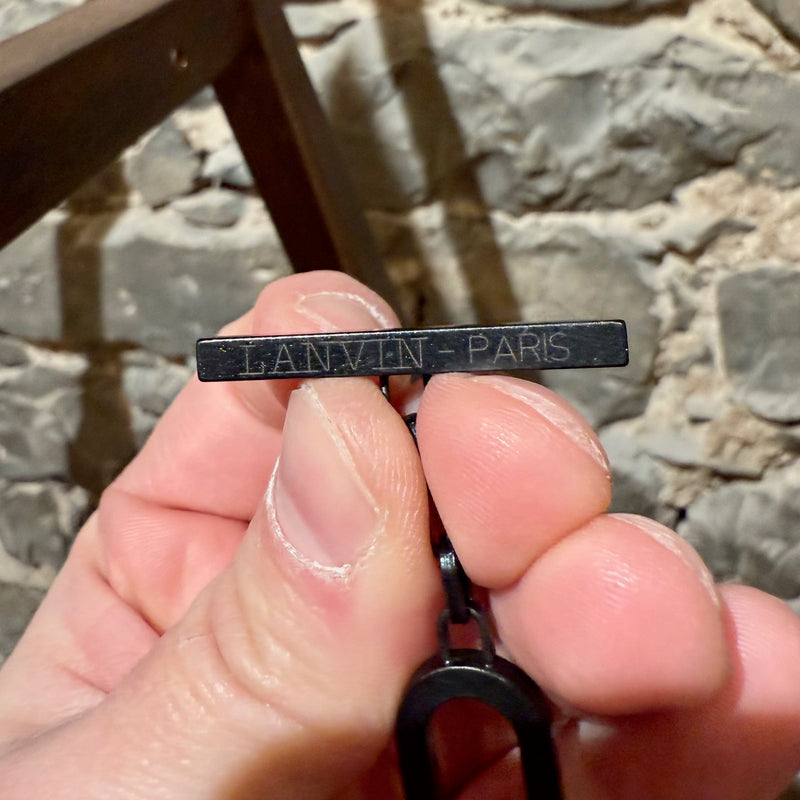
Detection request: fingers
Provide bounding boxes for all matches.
[3,265,797,800]
[0,272,402,742]
[492,513,727,713]
[417,371,799,800]
[113,270,400,520]
[417,373,728,714]
[99,271,400,631]
[0,377,442,799]
[417,373,612,588]
[558,585,800,800]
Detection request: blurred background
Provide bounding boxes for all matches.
[2,0,800,793]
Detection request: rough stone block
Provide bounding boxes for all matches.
[122,351,192,448]
[101,205,290,357]
[0,211,65,340]
[172,188,245,229]
[679,477,800,609]
[655,211,753,257]
[0,480,89,570]
[285,1,360,40]
[201,142,254,190]
[307,15,800,213]
[498,218,659,426]
[0,0,82,40]
[124,120,200,207]
[0,583,45,662]
[719,267,800,422]
[376,205,658,425]
[0,337,86,480]
[602,425,678,528]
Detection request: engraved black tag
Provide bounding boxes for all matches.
[196,321,628,381]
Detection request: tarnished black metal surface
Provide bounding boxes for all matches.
[396,648,562,799]
[196,320,628,381]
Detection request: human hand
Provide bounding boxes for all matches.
[1,271,799,800]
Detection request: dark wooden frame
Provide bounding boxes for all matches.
[0,0,396,304]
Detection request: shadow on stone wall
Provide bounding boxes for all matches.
[325,0,521,326]
[377,3,520,324]
[57,162,136,506]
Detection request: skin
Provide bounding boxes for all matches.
[0,270,799,799]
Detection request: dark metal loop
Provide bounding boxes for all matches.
[436,534,472,625]
[396,648,563,799]
[403,408,477,630]
[437,605,495,667]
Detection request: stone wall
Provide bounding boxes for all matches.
[3,0,800,793]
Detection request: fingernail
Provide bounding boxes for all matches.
[467,375,610,474]
[295,291,393,333]
[612,513,719,606]
[269,383,382,570]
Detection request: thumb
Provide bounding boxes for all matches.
[2,378,440,799]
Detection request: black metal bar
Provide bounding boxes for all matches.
[196,320,629,381]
